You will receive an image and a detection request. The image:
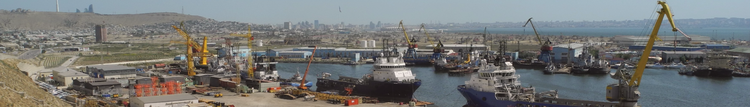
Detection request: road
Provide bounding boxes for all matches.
[18,49,41,59]
[74,58,174,68]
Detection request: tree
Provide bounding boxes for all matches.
[76,9,80,13]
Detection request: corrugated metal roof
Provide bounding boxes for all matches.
[57,71,88,77]
[88,81,121,86]
[87,65,135,71]
[727,47,750,53]
[134,93,198,103]
[278,51,311,54]
[553,43,585,49]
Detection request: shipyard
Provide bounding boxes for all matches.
[1,1,750,107]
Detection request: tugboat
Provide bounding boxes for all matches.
[316,50,422,102]
[457,59,619,107]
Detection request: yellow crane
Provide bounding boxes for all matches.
[230,26,254,78]
[418,23,435,49]
[169,41,196,76]
[399,20,415,48]
[171,24,211,66]
[606,1,685,107]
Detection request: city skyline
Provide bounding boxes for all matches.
[2,0,749,24]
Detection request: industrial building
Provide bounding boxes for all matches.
[426,44,489,52]
[277,51,312,58]
[70,78,122,96]
[726,47,750,58]
[628,45,704,51]
[611,35,710,46]
[701,44,734,50]
[86,65,137,79]
[550,43,584,62]
[95,25,107,43]
[284,22,292,30]
[659,51,707,60]
[52,70,90,87]
[129,93,199,107]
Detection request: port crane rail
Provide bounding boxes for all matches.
[606,1,684,107]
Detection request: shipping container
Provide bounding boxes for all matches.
[345,99,359,106]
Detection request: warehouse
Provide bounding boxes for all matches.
[86,65,137,79]
[426,44,489,52]
[52,70,90,87]
[611,35,710,46]
[628,45,704,51]
[550,43,584,62]
[659,51,706,61]
[129,93,199,107]
[701,44,734,50]
[70,79,122,96]
[277,51,312,58]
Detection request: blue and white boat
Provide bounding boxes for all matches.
[458,59,619,107]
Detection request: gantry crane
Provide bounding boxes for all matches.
[523,17,553,63]
[606,1,686,107]
[230,26,254,78]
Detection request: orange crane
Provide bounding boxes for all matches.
[230,26,254,78]
[298,46,317,90]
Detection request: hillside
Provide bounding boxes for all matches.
[0,57,72,107]
[0,11,206,30]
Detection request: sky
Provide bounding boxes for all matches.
[2,0,749,25]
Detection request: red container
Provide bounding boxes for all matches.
[345,99,359,106]
[154,64,166,68]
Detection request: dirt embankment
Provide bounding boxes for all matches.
[0,58,72,107]
[0,11,205,30]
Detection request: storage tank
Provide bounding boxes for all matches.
[359,40,368,48]
[257,40,263,47]
[369,40,376,48]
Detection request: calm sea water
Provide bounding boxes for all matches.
[275,63,750,107]
[447,28,750,40]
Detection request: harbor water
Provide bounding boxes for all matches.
[275,63,750,107]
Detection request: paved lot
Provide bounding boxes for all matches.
[192,90,408,107]
[18,49,41,59]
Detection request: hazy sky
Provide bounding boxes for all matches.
[3,0,748,24]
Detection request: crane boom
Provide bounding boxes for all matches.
[230,26,254,78]
[523,18,543,45]
[606,2,685,107]
[419,24,435,49]
[399,20,412,46]
[172,25,203,51]
[299,46,317,90]
[630,1,683,86]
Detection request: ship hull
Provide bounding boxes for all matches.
[457,85,577,107]
[316,78,421,102]
[694,68,733,77]
[587,66,611,74]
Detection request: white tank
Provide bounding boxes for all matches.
[359,40,368,48]
[369,40,376,48]
[257,40,263,47]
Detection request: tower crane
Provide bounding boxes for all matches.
[606,1,686,107]
[230,26,254,78]
[168,41,195,77]
[522,17,553,63]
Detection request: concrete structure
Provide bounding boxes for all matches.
[278,51,312,58]
[129,93,199,107]
[369,40,376,48]
[52,70,90,87]
[425,44,489,52]
[284,22,292,30]
[550,43,584,62]
[86,65,137,79]
[611,35,710,46]
[659,51,707,61]
[95,25,107,43]
[70,79,121,96]
[359,40,368,48]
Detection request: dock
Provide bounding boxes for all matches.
[553,67,571,74]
